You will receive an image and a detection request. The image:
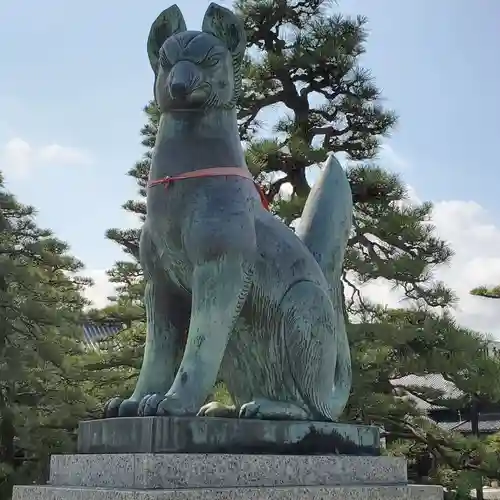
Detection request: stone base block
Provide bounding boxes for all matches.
[77,417,380,455]
[13,484,443,499]
[12,421,443,499]
[48,453,407,489]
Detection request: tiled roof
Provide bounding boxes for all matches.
[82,322,124,350]
[390,340,500,412]
[437,417,500,434]
[391,374,464,410]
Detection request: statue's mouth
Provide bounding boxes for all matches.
[190,84,211,100]
[168,84,211,110]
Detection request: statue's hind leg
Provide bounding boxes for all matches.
[104,230,190,418]
[239,280,342,421]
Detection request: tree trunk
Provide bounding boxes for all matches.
[471,398,484,500]
[0,405,16,499]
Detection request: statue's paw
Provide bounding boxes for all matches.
[239,400,262,419]
[197,401,238,418]
[138,393,164,417]
[103,397,140,418]
[156,395,196,417]
[239,398,310,420]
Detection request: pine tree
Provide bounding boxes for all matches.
[0,173,92,497]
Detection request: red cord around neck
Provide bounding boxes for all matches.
[148,167,270,211]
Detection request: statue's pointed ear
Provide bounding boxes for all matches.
[202,3,246,61]
[147,5,187,74]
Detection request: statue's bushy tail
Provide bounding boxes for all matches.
[295,154,353,419]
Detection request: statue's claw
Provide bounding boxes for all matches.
[239,401,261,419]
[103,397,142,418]
[136,394,192,417]
[137,394,152,416]
[156,395,196,416]
[138,393,164,416]
[103,397,123,418]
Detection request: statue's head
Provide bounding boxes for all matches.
[147,3,246,113]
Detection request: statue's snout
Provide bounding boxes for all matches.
[168,61,201,100]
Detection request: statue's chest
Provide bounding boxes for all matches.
[147,214,193,293]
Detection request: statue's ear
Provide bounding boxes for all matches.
[202,3,246,62]
[147,5,187,74]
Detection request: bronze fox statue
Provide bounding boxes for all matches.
[104,2,353,421]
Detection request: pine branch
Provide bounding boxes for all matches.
[470,286,500,299]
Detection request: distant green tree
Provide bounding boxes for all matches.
[106,101,159,279]
[0,173,92,497]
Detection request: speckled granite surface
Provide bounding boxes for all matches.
[13,485,443,499]
[49,453,407,489]
[78,417,381,456]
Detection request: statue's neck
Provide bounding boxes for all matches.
[151,108,246,177]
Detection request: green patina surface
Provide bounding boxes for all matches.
[104,2,353,423]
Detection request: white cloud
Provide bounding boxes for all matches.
[1,137,93,179]
[83,270,117,309]
[423,200,500,337]
[3,138,33,177]
[339,143,500,337]
[37,143,92,165]
[357,196,500,338]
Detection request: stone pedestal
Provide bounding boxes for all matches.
[12,418,443,499]
[77,416,381,455]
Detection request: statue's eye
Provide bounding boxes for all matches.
[202,57,219,68]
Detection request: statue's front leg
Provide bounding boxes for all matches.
[104,229,190,418]
[104,274,190,418]
[149,255,254,416]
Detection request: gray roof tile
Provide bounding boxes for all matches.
[82,322,124,350]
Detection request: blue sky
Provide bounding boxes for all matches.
[2,0,500,333]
